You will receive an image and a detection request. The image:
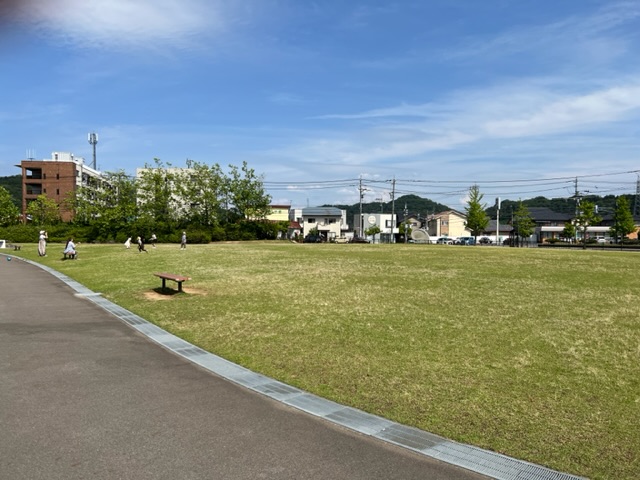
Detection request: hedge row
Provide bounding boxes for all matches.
[0,220,289,245]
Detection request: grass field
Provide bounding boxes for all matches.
[11,241,640,479]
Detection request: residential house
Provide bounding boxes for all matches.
[265,204,290,222]
[481,220,513,244]
[427,210,471,239]
[302,207,347,240]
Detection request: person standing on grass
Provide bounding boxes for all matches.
[38,230,48,256]
[137,236,148,253]
[180,231,187,250]
[150,233,157,248]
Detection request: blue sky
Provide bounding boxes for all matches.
[1,0,640,210]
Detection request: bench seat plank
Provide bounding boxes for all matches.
[154,272,192,292]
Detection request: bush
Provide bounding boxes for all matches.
[211,226,226,242]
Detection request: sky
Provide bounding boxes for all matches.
[1,0,640,210]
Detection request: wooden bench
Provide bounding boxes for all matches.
[154,272,191,293]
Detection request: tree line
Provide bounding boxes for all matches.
[0,159,284,244]
[464,185,637,247]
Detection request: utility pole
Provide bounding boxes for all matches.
[634,175,640,217]
[403,203,408,243]
[358,176,367,239]
[390,177,396,244]
[572,177,582,243]
[495,197,501,244]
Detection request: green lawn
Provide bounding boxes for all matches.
[12,242,640,479]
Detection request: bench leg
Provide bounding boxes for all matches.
[177,281,183,292]
[161,278,166,290]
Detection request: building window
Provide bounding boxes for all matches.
[56,189,60,195]
[43,188,46,193]
[308,218,316,223]
[56,173,59,180]
[328,218,335,224]
[43,173,46,179]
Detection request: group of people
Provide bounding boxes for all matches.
[124,232,187,252]
[35,231,187,258]
[37,230,76,259]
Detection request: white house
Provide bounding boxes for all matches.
[301,207,348,240]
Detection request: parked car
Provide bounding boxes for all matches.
[303,234,323,243]
[456,236,475,245]
[349,236,369,244]
[436,237,454,244]
[479,237,492,245]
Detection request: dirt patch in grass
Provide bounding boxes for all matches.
[144,287,207,300]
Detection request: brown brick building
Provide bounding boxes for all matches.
[17,152,102,222]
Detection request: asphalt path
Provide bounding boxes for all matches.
[0,256,488,480]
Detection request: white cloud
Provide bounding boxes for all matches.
[11,0,228,52]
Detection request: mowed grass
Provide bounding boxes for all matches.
[13,242,640,479]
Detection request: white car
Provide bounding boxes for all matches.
[435,237,454,244]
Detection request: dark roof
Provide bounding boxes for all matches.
[527,207,572,222]
[485,220,513,232]
[301,207,343,216]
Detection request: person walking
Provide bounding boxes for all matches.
[38,230,48,257]
[180,231,187,250]
[137,236,148,253]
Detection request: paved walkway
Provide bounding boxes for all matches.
[0,255,583,480]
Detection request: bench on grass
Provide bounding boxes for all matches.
[154,272,191,293]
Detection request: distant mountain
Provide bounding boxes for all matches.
[485,194,637,219]
[0,175,21,208]
[324,192,637,225]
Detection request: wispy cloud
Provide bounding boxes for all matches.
[442,1,640,63]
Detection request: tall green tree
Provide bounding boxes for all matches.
[574,200,602,249]
[175,159,225,226]
[0,186,20,226]
[464,184,489,242]
[26,194,60,225]
[227,161,271,221]
[512,201,535,246]
[609,196,636,242]
[136,158,177,225]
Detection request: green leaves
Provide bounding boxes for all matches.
[464,184,489,238]
[0,186,20,226]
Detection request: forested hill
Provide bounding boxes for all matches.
[485,194,637,219]
[0,175,21,208]
[327,192,637,221]
[327,194,451,221]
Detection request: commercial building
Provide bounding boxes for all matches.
[16,152,102,222]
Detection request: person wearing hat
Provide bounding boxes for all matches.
[38,230,48,257]
[180,231,187,250]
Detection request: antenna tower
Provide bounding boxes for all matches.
[88,132,98,170]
